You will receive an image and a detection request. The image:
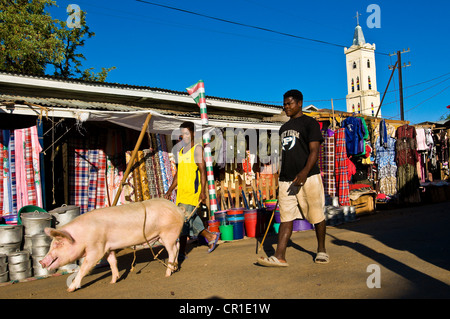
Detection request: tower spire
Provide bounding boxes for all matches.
[354,11,361,25]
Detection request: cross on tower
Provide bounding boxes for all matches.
[354,11,361,25]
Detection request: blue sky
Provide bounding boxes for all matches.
[48,0,450,125]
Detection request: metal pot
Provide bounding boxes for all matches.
[8,251,30,264]
[0,225,23,245]
[8,260,31,273]
[9,268,31,281]
[49,204,80,228]
[23,235,32,254]
[21,211,52,236]
[32,246,50,256]
[33,265,55,277]
[0,271,8,283]
[0,255,7,273]
[32,234,52,247]
[0,242,21,255]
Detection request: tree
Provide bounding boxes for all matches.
[0,0,115,81]
[0,0,63,75]
[52,7,115,80]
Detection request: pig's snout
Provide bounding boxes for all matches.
[39,259,46,268]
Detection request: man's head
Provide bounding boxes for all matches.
[180,121,195,144]
[283,89,303,118]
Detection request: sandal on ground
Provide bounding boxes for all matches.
[315,252,330,264]
[207,232,220,253]
[257,256,289,267]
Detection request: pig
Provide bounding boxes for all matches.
[39,198,185,292]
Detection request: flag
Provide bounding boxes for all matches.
[185,80,218,216]
[186,80,208,125]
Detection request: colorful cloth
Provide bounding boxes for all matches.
[321,129,336,196]
[334,128,350,206]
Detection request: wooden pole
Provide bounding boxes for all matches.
[258,200,278,253]
[112,113,152,206]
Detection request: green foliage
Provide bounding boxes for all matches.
[0,0,115,81]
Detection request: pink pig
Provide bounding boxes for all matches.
[39,198,185,292]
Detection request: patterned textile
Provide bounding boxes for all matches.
[144,149,157,198]
[321,130,336,196]
[70,139,89,214]
[0,130,4,214]
[334,128,350,206]
[69,137,109,214]
[395,125,420,203]
[9,130,17,214]
[138,150,150,200]
[24,127,37,206]
[124,151,135,202]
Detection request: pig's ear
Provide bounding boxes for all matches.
[178,206,186,215]
[44,227,75,244]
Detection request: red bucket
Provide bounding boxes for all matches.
[244,209,258,237]
[208,220,220,234]
[227,207,244,215]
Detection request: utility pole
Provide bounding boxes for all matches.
[389,49,411,121]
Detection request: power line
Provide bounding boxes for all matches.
[135,0,390,55]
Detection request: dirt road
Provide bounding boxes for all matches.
[1,201,449,304]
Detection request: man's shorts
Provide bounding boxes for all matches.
[178,203,205,237]
[278,174,325,225]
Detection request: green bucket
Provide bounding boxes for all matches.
[18,205,48,225]
[273,223,280,234]
[219,225,234,241]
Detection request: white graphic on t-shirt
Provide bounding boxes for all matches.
[282,136,296,151]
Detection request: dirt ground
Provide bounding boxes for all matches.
[1,200,449,305]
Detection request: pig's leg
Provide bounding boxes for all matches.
[68,250,104,292]
[160,234,180,277]
[106,251,120,284]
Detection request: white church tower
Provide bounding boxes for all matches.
[344,17,381,117]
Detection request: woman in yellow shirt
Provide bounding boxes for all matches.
[165,121,220,261]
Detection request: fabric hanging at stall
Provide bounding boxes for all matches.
[320,128,336,197]
[125,133,176,203]
[342,116,366,156]
[0,126,43,216]
[375,120,397,196]
[68,136,108,214]
[334,128,351,206]
[395,124,420,203]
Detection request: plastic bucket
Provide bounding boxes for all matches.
[227,207,244,215]
[273,207,281,223]
[227,216,245,240]
[208,220,220,233]
[214,210,228,225]
[273,223,280,233]
[219,225,234,241]
[293,219,313,231]
[244,209,258,237]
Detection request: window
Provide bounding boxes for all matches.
[368,76,372,90]
[357,77,360,91]
[353,62,357,69]
[367,59,371,68]
[351,79,354,92]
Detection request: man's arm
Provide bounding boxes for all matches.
[292,141,320,186]
[194,144,207,203]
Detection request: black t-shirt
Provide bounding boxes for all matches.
[279,115,324,181]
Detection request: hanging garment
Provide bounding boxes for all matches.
[334,128,350,206]
[395,125,420,203]
[342,117,365,155]
[416,128,428,151]
[320,129,336,197]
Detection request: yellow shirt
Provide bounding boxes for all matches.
[175,143,201,206]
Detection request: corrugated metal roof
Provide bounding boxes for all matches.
[0,70,282,111]
[0,94,285,125]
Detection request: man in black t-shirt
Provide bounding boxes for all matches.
[257,90,329,267]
